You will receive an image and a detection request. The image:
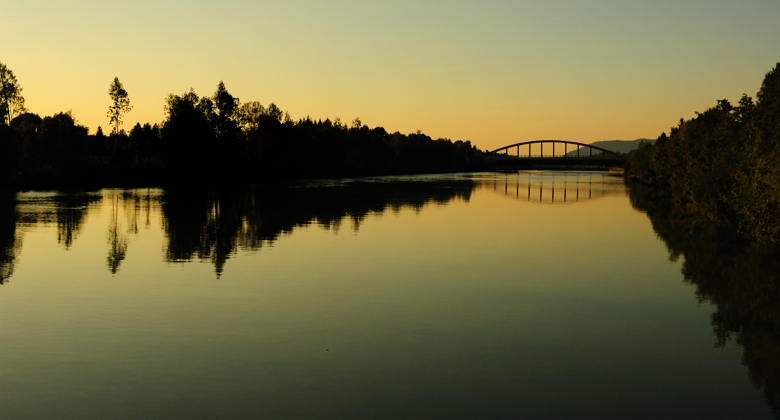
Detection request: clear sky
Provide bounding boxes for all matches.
[2,0,779,151]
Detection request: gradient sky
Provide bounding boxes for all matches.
[2,0,779,150]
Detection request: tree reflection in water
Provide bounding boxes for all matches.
[0,191,101,284]
[54,194,99,249]
[160,180,476,277]
[0,178,476,281]
[106,191,129,274]
[2,178,779,415]
[0,192,20,284]
[629,183,780,417]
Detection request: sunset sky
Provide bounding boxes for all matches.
[2,0,779,151]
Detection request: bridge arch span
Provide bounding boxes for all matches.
[490,140,622,157]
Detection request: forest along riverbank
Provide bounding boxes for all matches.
[626,62,780,248]
[621,62,780,418]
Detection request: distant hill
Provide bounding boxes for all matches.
[565,139,655,156]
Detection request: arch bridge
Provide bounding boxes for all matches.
[488,140,626,169]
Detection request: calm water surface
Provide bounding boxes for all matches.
[0,172,775,419]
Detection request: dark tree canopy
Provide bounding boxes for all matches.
[2,77,486,188]
[626,62,780,246]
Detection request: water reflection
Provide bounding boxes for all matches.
[160,180,476,277]
[491,171,626,204]
[1,177,477,280]
[0,173,635,283]
[2,174,777,417]
[629,184,780,417]
[0,192,20,284]
[54,195,100,249]
[1,191,103,284]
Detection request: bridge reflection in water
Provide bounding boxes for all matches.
[490,171,626,204]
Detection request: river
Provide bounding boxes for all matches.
[0,172,776,419]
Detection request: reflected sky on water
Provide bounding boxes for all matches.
[0,172,776,419]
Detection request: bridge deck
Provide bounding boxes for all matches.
[487,155,627,169]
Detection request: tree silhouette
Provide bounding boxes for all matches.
[626,62,780,245]
[161,89,216,178]
[237,101,266,132]
[212,82,243,178]
[107,77,132,135]
[213,81,239,136]
[1,74,487,187]
[0,61,27,125]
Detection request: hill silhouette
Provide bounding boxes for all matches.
[565,139,654,156]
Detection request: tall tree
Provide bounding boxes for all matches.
[213,81,239,134]
[211,82,242,178]
[107,77,132,135]
[161,89,215,177]
[0,61,27,125]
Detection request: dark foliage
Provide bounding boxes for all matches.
[626,63,780,246]
[0,82,486,189]
[626,63,780,414]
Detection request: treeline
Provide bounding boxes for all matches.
[626,62,780,247]
[0,82,486,188]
